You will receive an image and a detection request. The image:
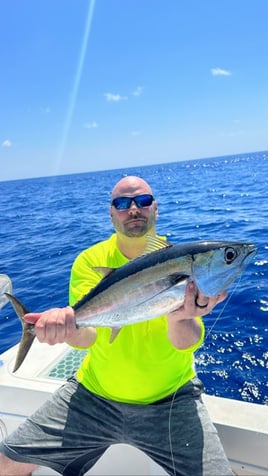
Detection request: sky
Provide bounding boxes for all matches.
[1,0,268,181]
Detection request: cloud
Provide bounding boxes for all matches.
[104,93,128,102]
[40,106,51,114]
[84,121,99,129]
[211,68,232,76]
[1,139,12,148]
[132,86,144,97]
[131,130,141,136]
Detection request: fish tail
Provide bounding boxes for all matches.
[4,292,36,372]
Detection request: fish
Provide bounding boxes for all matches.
[3,236,257,372]
[0,274,12,309]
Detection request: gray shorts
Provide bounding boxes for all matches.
[0,376,233,476]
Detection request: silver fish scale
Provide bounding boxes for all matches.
[74,242,256,329]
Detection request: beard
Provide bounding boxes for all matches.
[123,221,148,237]
[113,213,155,238]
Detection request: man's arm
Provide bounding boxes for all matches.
[167,317,203,350]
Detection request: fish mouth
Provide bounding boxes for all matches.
[242,244,258,266]
[246,244,258,257]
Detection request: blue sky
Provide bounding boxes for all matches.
[1,0,268,181]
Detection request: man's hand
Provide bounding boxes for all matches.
[166,282,227,349]
[24,307,77,344]
[168,281,227,321]
[24,307,96,348]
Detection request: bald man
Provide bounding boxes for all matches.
[0,176,233,476]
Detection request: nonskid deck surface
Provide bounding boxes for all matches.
[45,348,88,379]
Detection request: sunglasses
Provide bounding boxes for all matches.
[111,194,154,210]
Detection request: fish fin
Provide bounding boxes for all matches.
[4,292,36,372]
[170,273,190,285]
[91,266,115,277]
[109,327,122,343]
[142,235,173,255]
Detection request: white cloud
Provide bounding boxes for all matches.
[2,139,12,148]
[132,86,144,97]
[211,68,232,76]
[84,121,99,129]
[131,130,141,136]
[40,106,51,114]
[104,93,128,102]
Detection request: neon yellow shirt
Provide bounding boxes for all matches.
[69,234,205,404]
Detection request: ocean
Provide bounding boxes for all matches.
[0,151,267,404]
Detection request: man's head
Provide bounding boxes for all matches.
[110,176,158,238]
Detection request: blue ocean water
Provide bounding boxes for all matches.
[0,151,267,404]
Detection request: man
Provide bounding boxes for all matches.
[0,176,233,476]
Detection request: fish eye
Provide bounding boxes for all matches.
[224,247,238,264]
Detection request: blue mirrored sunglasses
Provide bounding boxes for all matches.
[111,194,154,210]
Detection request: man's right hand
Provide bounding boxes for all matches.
[24,307,96,347]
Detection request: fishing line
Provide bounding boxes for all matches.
[205,275,243,340]
[167,273,243,476]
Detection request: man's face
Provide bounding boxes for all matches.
[110,179,158,238]
[111,200,157,237]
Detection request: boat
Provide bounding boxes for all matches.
[0,339,267,476]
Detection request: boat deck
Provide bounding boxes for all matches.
[1,341,268,475]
